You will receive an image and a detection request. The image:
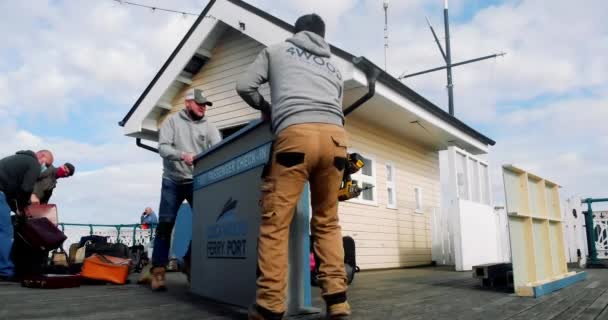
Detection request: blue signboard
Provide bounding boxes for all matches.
[193,142,271,191]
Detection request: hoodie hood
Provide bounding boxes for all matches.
[16,150,36,159]
[286,31,331,58]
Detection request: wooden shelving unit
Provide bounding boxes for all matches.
[502,165,586,297]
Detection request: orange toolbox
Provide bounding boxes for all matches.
[81,254,131,284]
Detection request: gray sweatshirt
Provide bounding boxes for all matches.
[158,110,222,182]
[236,31,344,134]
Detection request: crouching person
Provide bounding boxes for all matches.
[31,162,75,204]
[0,150,53,281]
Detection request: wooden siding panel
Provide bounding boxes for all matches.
[339,117,440,269]
[164,31,265,129]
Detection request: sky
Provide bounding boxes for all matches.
[0,0,607,224]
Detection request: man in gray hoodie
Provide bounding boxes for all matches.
[237,14,350,320]
[144,88,221,291]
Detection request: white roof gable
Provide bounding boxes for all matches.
[120,0,494,154]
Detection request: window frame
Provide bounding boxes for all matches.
[414,186,423,214]
[385,161,397,209]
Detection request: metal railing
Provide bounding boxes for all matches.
[58,223,157,247]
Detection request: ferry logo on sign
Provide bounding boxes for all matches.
[206,197,248,259]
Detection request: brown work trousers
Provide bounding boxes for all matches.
[256,123,349,313]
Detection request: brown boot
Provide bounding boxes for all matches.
[247,304,284,320]
[326,302,351,319]
[324,292,351,319]
[151,266,167,291]
[137,264,152,285]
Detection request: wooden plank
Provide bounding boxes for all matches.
[197,52,258,79]
[532,219,552,281]
[552,288,608,320]
[201,45,263,74]
[575,287,608,319]
[550,221,569,276]
[508,277,589,320]
[509,216,536,292]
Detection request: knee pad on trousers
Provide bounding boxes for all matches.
[155,222,174,241]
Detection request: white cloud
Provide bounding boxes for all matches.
[2,0,607,224]
[288,0,357,31]
[489,94,608,203]
[0,0,196,116]
[52,162,162,224]
[0,124,163,224]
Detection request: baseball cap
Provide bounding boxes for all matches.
[185,88,213,106]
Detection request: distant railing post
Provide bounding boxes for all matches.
[116,225,122,244]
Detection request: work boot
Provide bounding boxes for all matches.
[248,304,284,320]
[150,266,167,291]
[326,302,351,319]
[324,292,351,319]
[137,264,152,285]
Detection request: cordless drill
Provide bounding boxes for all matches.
[338,153,374,201]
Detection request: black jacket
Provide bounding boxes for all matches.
[0,150,40,212]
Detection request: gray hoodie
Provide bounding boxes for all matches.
[236,31,344,134]
[158,110,222,182]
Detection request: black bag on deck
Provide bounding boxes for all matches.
[78,235,108,247]
[85,242,130,259]
[342,236,360,285]
[129,245,147,273]
[11,233,49,277]
[310,236,360,286]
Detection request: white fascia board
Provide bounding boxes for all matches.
[142,118,158,132]
[157,102,173,110]
[351,69,489,154]
[196,48,213,58]
[175,74,193,85]
[123,18,220,136]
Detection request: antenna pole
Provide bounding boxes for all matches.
[398,53,506,79]
[444,0,455,116]
[383,1,389,71]
[400,1,507,118]
[426,16,447,62]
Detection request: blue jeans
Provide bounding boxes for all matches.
[152,179,193,268]
[0,192,15,277]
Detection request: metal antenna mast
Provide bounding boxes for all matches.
[443,0,455,116]
[383,0,389,71]
[399,0,506,116]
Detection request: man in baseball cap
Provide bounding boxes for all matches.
[140,87,221,291]
[185,88,213,107]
